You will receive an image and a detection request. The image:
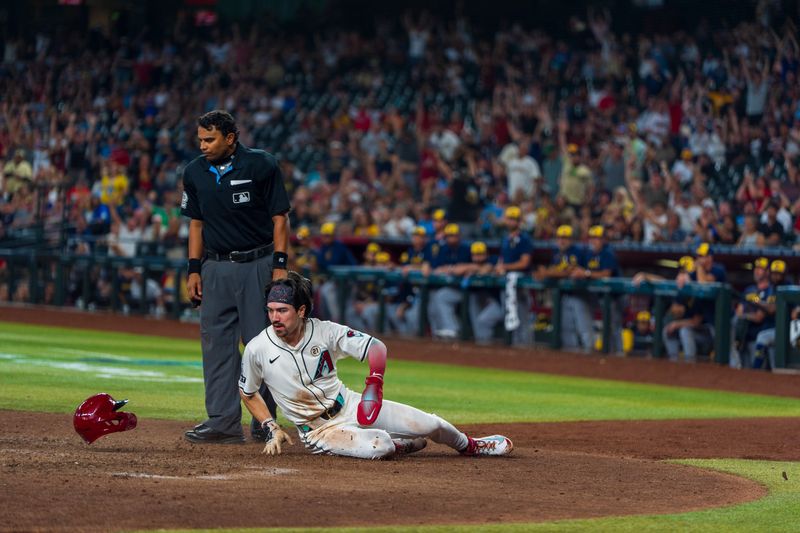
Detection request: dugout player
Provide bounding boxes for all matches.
[428,223,472,339]
[535,225,590,350]
[466,241,503,343]
[493,206,534,345]
[239,271,513,459]
[181,110,290,444]
[730,257,773,369]
[752,260,789,370]
[572,225,622,353]
[315,222,357,322]
[388,226,431,336]
[662,243,724,363]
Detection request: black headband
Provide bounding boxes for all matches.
[267,284,294,305]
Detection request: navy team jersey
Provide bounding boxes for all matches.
[316,241,357,272]
[585,244,620,276]
[400,245,433,266]
[690,263,727,283]
[742,283,776,331]
[552,244,585,271]
[432,243,471,268]
[500,232,534,270]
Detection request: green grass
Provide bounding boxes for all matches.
[1,321,800,424]
[136,460,799,532]
[2,321,799,532]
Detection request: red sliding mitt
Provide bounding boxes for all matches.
[357,373,384,426]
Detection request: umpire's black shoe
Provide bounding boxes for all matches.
[250,419,267,441]
[184,424,245,444]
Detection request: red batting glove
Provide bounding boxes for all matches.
[357,373,383,426]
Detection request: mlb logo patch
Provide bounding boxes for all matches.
[233,192,251,204]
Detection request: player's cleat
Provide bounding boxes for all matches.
[394,437,427,455]
[460,435,513,456]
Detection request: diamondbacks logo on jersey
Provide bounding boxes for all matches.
[346,329,363,338]
[313,350,334,380]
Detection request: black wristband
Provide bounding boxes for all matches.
[188,258,202,276]
[261,419,277,441]
[273,251,288,270]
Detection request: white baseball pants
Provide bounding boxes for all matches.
[296,388,468,459]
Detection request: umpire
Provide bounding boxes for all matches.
[181,110,290,444]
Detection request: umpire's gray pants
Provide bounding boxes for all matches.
[200,255,273,435]
[561,294,593,351]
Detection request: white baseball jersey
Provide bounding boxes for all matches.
[240,318,373,426]
[241,317,469,459]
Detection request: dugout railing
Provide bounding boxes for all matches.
[2,249,798,368]
[0,248,188,320]
[326,266,736,364]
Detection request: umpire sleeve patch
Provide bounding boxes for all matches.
[181,191,188,209]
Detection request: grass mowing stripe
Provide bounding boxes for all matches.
[373,359,800,422]
[0,322,199,357]
[2,321,800,424]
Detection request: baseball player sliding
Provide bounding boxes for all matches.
[239,271,513,459]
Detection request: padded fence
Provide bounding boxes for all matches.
[2,249,799,368]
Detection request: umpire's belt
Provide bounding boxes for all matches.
[205,243,273,263]
[319,393,345,420]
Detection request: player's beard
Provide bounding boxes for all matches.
[272,319,305,344]
[272,322,287,336]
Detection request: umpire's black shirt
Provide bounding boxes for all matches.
[181,143,290,254]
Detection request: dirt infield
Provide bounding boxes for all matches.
[1,304,799,531]
[0,411,781,532]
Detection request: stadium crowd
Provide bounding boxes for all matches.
[1,3,799,366]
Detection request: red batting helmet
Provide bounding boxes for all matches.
[73,393,138,444]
